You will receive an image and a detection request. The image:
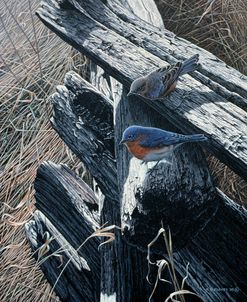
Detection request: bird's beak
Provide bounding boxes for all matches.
[119,139,126,145]
[127,92,133,97]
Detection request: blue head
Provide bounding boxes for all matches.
[120,125,147,144]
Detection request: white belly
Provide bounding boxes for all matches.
[142,145,174,162]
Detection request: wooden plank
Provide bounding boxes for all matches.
[34,162,101,289]
[51,78,118,202]
[36,0,247,180]
[65,0,247,105]
[106,0,247,99]
[173,191,247,301]
[26,210,99,302]
[125,0,164,29]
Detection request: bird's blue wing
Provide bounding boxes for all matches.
[139,130,183,148]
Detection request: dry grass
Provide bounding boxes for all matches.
[156,0,247,205]
[1,0,247,301]
[147,228,202,302]
[156,0,247,75]
[208,156,247,205]
[0,0,86,301]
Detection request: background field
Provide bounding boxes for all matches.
[0,0,246,301]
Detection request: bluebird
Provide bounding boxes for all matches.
[120,125,207,163]
[127,54,199,99]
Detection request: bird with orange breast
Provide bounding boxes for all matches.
[120,125,207,164]
[127,54,199,99]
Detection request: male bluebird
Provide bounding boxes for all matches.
[128,54,199,99]
[120,125,207,163]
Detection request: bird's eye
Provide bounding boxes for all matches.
[128,134,133,139]
[138,85,145,92]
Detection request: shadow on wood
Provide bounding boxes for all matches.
[36,0,247,180]
[36,71,247,301]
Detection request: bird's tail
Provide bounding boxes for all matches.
[182,133,208,143]
[179,54,199,76]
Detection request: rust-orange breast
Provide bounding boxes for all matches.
[126,140,158,160]
[126,141,149,159]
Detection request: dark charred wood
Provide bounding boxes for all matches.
[112,72,218,302]
[86,64,123,301]
[53,71,168,301]
[121,144,218,252]
[25,210,99,302]
[36,0,247,180]
[91,3,173,300]
[173,191,247,301]
[112,77,247,301]
[64,71,115,156]
[52,71,247,301]
[34,162,101,286]
[50,77,118,202]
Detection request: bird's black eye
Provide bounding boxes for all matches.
[138,84,145,92]
[128,134,133,139]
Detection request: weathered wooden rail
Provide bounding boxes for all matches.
[37,0,247,180]
[25,0,247,301]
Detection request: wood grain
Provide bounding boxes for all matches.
[52,72,247,301]
[36,0,247,180]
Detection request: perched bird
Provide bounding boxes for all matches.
[128,54,199,99]
[120,125,207,163]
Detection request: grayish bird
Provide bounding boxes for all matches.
[128,54,199,99]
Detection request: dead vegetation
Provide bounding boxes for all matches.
[0,0,246,301]
[0,0,85,301]
[156,0,247,75]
